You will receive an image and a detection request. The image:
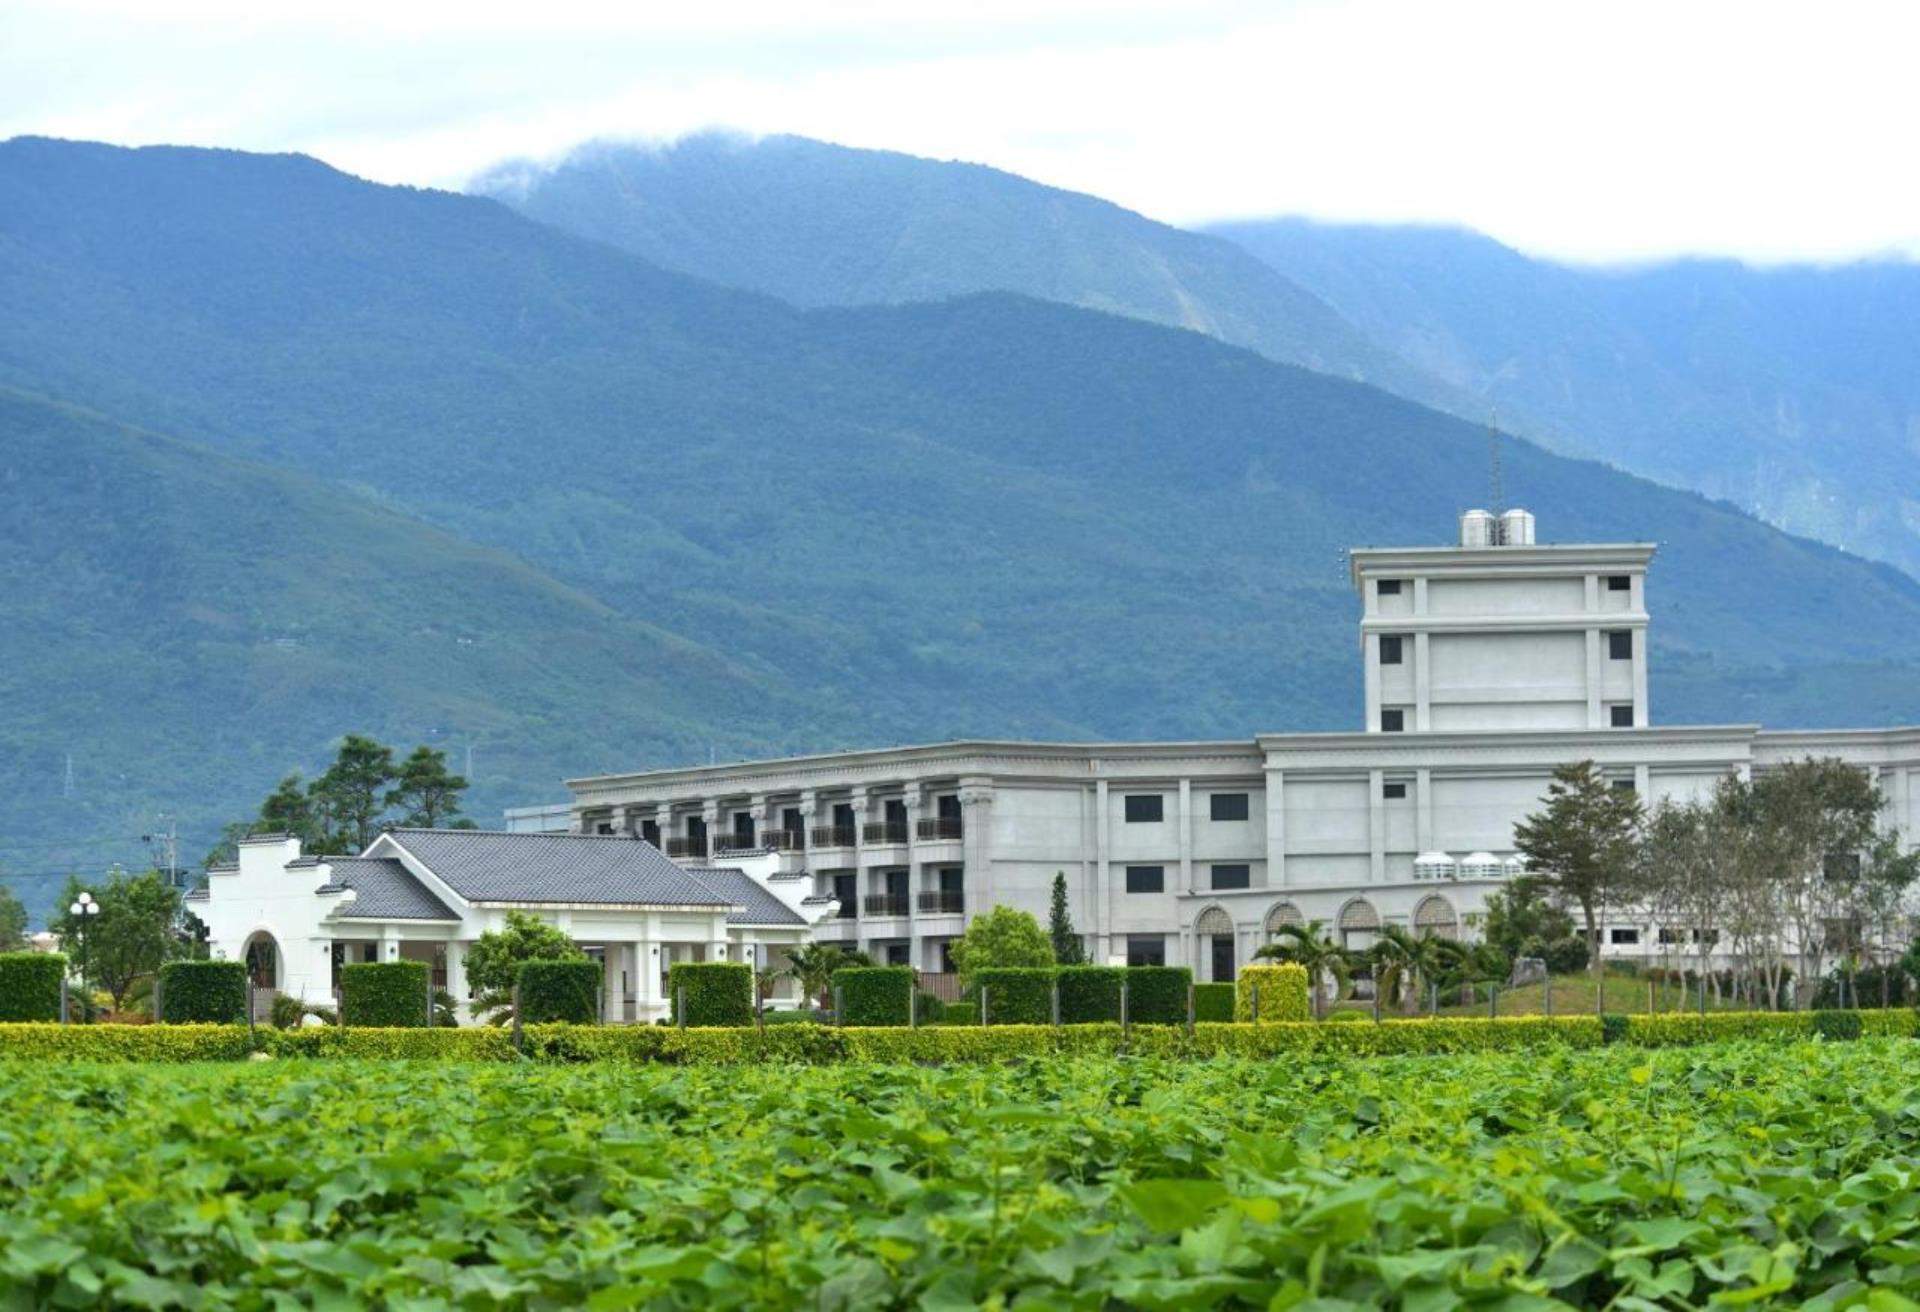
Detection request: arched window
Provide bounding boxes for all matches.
[1413,894,1459,941]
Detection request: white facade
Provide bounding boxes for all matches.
[563,510,1920,982]
[190,829,833,1023]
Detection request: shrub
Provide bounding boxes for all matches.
[1324,1008,1369,1023]
[1193,982,1235,1023]
[517,959,601,1024]
[340,961,430,1028]
[157,960,249,1024]
[1814,964,1911,1009]
[669,962,754,1027]
[942,1000,978,1026]
[269,993,307,1029]
[1124,966,1192,1024]
[1528,936,1590,975]
[0,953,65,1022]
[1621,1012,1811,1047]
[1599,1013,1630,1044]
[975,968,1054,1025]
[1812,1009,1864,1042]
[0,1022,256,1061]
[266,1026,516,1061]
[1055,966,1124,1023]
[1235,963,1310,1023]
[762,1009,824,1026]
[914,991,946,1024]
[833,966,912,1026]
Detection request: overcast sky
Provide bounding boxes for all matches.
[6,0,1916,264]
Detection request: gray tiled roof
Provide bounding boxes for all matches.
[323,857,460,921]
[685,867,808,926]
[384,829,734,908]
[183,887,209,902]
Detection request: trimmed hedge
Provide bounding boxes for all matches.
[1125,966,1192,1024]
[158,960,249,1024]
[1056,966,1124,1023]
[340,960,430,1028]
[3,1008,1901,1065]
[942,1000,978,1026]
[669,961,754,1027]
[0,952,65,1022]
[1235,963,1311,1023]
[517,959,601,1024]
[975,968,1054,1025]
[1194,982,1235,1023]
[1813,1009,1864,1042]
[834,967,912,1026]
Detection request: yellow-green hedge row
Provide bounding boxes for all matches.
[1,1009,1909,1064]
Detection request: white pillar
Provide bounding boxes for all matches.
[602,946,623,1023]
[380,927,400,961]
[445,940,469,1024]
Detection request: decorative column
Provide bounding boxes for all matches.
[1094,775,1112,959]
[1178,778,1194,894]
[445,940,469,1023]
[959,779,995,913]
[699,801,719,858]
[601,946,623,1023]
[1367,769,1386,884]
[1263,766,1286,888]
[380,927,400,961]
[849,785,870,935]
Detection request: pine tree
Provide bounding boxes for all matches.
[308,734,398,853]
[1047,871,1085,964]
[386,745,469,828]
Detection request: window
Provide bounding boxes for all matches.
[1124,794,1164,823]
[1609,927,1640,945]
[1611,778,1636,794]
[1125,865,1165,894]
[595,823,614,835]
[1126,934,1167,968]
[1607,629,1633,660]
[1381,708,1405,733]
[1382,782,1408,800]
[1379,634,1405,665]
[1210,864,1251,890]
[640,819,661,846]
[1377,579,1402,596]
[885,943,910,966]
[1209,792,1249,822]
[1610,704,1635,728]
[1606,574,1631,592]
[832,873,857,920]
[1658,927,1683,945]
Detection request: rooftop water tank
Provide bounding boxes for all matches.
[1460,851,1502,880]
[1413,851,1457,881]
[1500,508,1536,546]
[1459,509,1494,547]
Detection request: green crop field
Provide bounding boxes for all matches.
[4,1042,1920,1308]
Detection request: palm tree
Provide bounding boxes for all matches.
[781,944,871,1009]
[1368,925,1429,1015]
[1256,921,1349,1019]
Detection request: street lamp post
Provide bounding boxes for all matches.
[69,891,100,1018]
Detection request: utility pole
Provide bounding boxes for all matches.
[64,752,74,799]
[143,817,180,887]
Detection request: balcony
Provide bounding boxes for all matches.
[863,893,910,917]
[916,889,964,915]
[915,816,963,841]
[810,824,856,848]
[863,820,910,845]
[665,836,708,859]
[712,832,761,854]
[765,828,806,852]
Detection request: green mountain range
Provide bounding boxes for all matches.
[5,134,1920,919]
[1207,218,1920,580]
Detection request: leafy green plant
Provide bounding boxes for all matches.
[339,961,429,1028]
[832,966,912,1026]
[464,911,584,1023]
[1192,982,1234,1023]
[1812,1009,1864,1041]
[0,952,65,1022]
[1235,962,1309,1023]
[516,960,601,1025]
[1123,966,1191,1024]
[156,960,248,1024]
[973,968,1052,1025]
[668,962,753,1027]
[1055,966,1123,1023]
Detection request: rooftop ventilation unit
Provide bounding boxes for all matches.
[1500,508,1535,546]
[1459,510,1494,548]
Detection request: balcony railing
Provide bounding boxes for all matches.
[766,828,806,852]
[863,893,910,917]
[916,816,964,841]
[665,836,708,859]
[713,832,760,854]
[916,889,964,915]
[810,824,856,848]
[863,820,910,845]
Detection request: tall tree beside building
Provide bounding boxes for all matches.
[386,746,469,829]
[310,735,398,852]
[1512,760,1646,975]
[47,869,183,1010]
[463,910,586,1024]
[0,881,28,950]
[949,906,1053,984]
[1047,872,1085,964]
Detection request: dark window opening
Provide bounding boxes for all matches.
[1609,927,1640,945]
[1126,935,1167,968]
[1610,704,1635,728]
[832,873,857,920]
[1380,634,1405,665]
[832,802,856,829]
[640,819,661,846]
[1606,574,1631,592]
[1210,864,1251,891]
[1381,708,1405,733]
[1607,629,1633,660]
[1125,865,1165,894]
[938,793,962,819]
[1377,579,1402,596]
[1124,794,1164,823]
[1209,792,1249,822]
[1382,782,1408,800]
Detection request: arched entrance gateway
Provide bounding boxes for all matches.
[1194,905,1236,982]
[242,931,281,991]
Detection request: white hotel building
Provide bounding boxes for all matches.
[560,508,1920,985]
